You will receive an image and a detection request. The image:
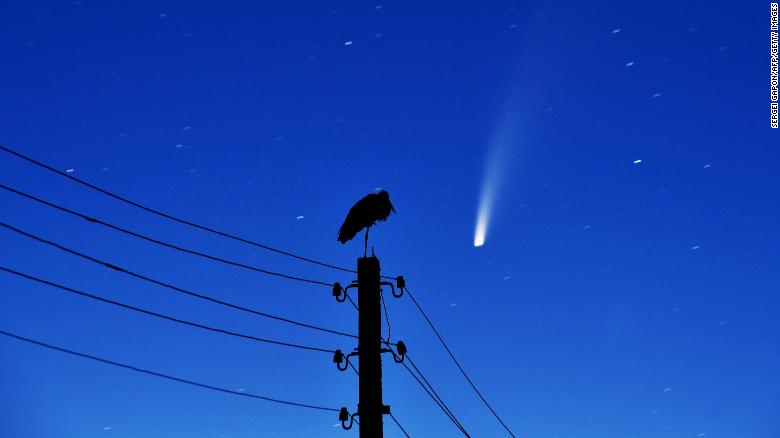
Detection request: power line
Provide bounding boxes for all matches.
[389,413,411,438]
[378,338,468,436]
[0,145,356,276]
[0,266,337,354]
[405,354,467,434]
[345,292,359,311]
[399,359,469,436]
[1,145,511,434]
[0,221,357,340]
[0,328,339,412]
[0,146,403,282]
[380,288,391,342]
[404,287,515,437]
[348,360,360,375]
[0,183,334,287]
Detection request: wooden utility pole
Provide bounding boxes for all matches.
[357,255,384,437]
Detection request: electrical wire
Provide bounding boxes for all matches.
[0,145,513,433]
[348,360,359,376]
[399,359,469,436]
[404,354,464,432]
[345,292,359,311]
[380,288,391,343]
[0,145,357,276]
[0,221,357,340]
[0,266,337,354]
[404,286,515,437]
[389,413,411,438]
[378,338,468,436]
[0,328,340,412]
[0,183,334,287]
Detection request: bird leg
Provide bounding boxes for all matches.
[364,227,370,257]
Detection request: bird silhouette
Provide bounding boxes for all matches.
[338,190,396,256]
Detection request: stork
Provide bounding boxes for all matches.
[337,190,396,256]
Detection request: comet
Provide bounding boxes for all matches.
[473,208,488,247]
[473,177,494,247]
[473,110,519,247]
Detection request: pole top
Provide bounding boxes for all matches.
[358,255,381,269]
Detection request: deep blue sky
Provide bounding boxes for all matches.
[1,1,778,437]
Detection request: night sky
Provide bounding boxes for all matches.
[1,1,778,437]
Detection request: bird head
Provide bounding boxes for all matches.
[378,190,396,213]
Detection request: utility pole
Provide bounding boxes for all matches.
[335,255,404,435]
[357,255,384,437]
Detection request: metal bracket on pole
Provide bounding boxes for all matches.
[333,282,359,303]
[339,407,359,430]
[379,281,403,298]
[333,348,359,372]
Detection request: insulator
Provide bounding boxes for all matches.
[396,340,407,356]
[396,275,405,290]
[332,282,342,297]
[339,407,349,422]
[333,349,344,364]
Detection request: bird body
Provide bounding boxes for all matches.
[338,191,395,253]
